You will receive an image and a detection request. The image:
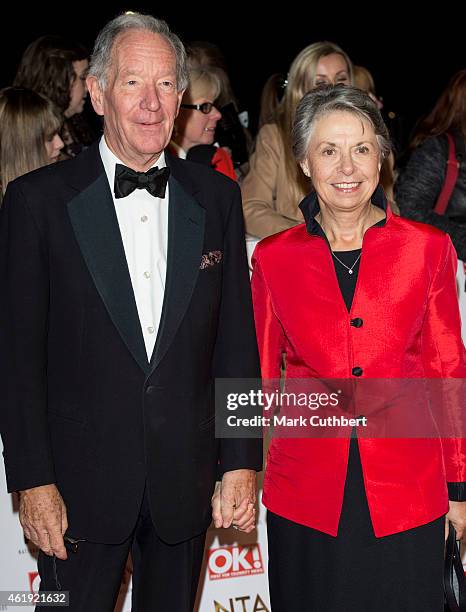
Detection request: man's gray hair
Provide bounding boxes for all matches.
[88,12,188,91]
[292,85,391,162]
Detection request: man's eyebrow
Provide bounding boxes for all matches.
[118,67,143,75]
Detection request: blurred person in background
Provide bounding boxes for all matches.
[187,41,252,175]
[258,73,287,129]
[395,69,466,262]
[170,67,236,180]
[242,41,353,239]
[0,86,63,198]
[14,35,95,158]
[353,65,383,108]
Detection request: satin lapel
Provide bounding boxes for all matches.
[149,176,206,373]
[67,173,150,374]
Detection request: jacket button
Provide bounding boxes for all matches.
[146,385,155,395]
[352,367,363,377]
[350,317,363,328]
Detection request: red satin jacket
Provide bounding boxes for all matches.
[252,191,466,537]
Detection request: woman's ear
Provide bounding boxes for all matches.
[300,159,311,178]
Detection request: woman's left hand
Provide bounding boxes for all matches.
[445,501,466,541]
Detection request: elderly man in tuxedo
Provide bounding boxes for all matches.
[0,13,261,611]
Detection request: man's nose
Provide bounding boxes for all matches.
[141,85,161,111]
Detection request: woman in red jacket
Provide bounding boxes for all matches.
[252,85,466,611]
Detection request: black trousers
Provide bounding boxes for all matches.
[36,487,206,611]
[267,439,445,612]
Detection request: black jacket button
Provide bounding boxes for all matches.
[350,318,363,328]
[352,367,363,377]
[146,385,155,395]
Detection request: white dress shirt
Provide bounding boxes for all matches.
[99,136,169,361]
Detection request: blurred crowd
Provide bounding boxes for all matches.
[0,30,464,262]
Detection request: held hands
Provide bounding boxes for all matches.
[211,469,257,534]
[445,500,466,542]
[19,484,68,560]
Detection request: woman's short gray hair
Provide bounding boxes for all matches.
[88,12,188,91]
[292,85,391,162]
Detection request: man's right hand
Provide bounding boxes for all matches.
[18,484,68,560]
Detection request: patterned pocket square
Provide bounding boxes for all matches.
[200,250,223,270]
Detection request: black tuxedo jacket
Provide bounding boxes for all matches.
[0,143,262,544]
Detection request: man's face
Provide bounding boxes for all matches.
[88,29,183,170]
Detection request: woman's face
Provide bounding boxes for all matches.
[313,53,350,87]
[301,111,381,213]
[65,59,89,118]
[176,87,222,151]
[45,132,64,162]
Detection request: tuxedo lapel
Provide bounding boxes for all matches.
[65,145,205,376]
[67,171,150,374]
[149,173,205,373]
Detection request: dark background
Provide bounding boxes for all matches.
[1,5,464,151]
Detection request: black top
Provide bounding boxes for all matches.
[395,131,466,261]
[331,249,361,311]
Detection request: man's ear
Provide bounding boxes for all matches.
[175,88,185,118]
[86,75,105,117]
[300,159,311,178]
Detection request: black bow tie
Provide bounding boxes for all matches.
[114,164,170,199]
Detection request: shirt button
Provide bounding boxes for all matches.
[352,366,363,377]
[143,271,151,279]
[141,215,148,223]
[147,326,155,334]
[350,318,363,328]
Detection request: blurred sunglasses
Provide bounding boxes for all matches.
[180,102,215,114]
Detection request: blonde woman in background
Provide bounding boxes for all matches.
[185,42,253,176]
[242,41,353,239]
[170,67,236,180]
[0,87,63,198]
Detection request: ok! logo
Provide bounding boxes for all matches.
[208,544,264,580]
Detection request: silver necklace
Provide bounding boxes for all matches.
[331,250,362,275]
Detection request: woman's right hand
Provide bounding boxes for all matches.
[445,500,466,541]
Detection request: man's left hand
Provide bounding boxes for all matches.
[211,469,257,533]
